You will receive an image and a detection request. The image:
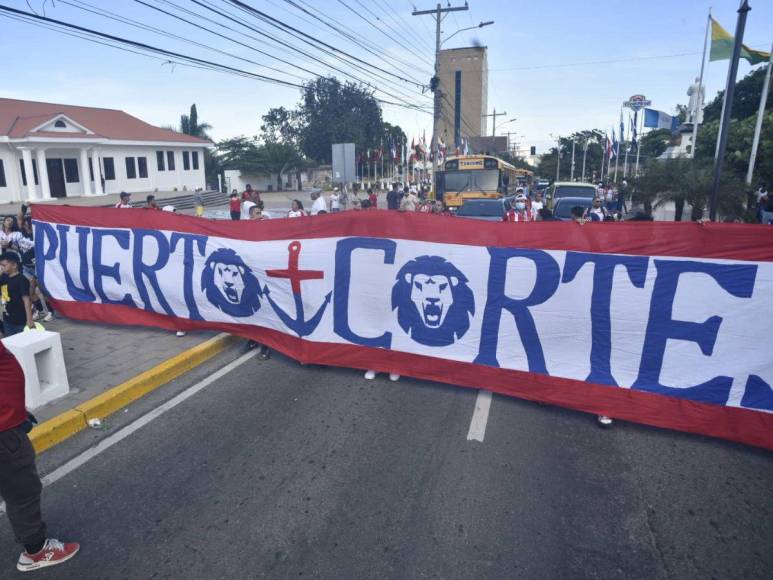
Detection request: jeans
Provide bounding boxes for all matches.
[0,428,47,546]
[2,321,25,337]
[230,211,241,220]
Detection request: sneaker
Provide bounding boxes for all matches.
[176,331,187,337]
[42,312,53,322]
[389,373,400,382]
[364,370,376,380]
[32,310,42,321]
[17,539,80,572]
[259,348,271,360]
[597,415,613,427]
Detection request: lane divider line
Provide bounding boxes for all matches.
[466,390,493,442]
[1,350,258,515]
[30,333,238,454]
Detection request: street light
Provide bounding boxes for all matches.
[495,117,517,133]
[442,20,494,45]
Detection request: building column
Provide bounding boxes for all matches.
[21,148,36,201]
[36,148,51,200]
[91,149,104,195]
[79,148,92,196]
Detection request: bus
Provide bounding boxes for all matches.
[437,155,533,208]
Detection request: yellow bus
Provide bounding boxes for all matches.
[438,155,533,208]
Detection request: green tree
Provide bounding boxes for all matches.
[702,66,772,124]
[537,130,605,182]
[637,128,672,162]
[180,104,212,140]
[256,142,307,191]
[260,106,300,147]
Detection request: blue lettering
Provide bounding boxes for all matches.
[475,248,560,372]
[633,260,757,404]
[741,375,773,411]
[56,224,96,302]
[133,229,174,315]
[170,232,207,321]
[562,252,648,386]
[334,237,396,348]
[92,229,136,307]
[33,221,58,293]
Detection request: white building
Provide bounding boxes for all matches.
[0,98,210,203]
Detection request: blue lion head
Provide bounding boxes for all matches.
[201,248,263,317]
[391,256,475,347]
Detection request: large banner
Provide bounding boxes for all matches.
[32,206,773,449]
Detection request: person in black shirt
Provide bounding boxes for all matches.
[0,252,34,337]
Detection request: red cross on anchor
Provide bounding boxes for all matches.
[266,241,324,294]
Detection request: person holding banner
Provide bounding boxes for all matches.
[503,194,532,222]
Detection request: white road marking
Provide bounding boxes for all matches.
[0,351,257,514]
[466,389,493,442]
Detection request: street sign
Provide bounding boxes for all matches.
[623,94,651,111]
[331,143,356,184]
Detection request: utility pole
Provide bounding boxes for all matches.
[483,108,507,136]
[710,0,751,221]
[413,2,469,198]
[581,140,589,182]
[570,139,576,181]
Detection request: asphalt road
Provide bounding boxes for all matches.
[3,346,772,579]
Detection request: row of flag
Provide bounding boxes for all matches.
[356,132,470,166]
[601,14,770,162]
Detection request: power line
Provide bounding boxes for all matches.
[223,0,427,88]
[349,0,435,61]
[139,0,429,108]
[0,4,303,87]
[282,0,431,83]
[185,0,429,107]
[55,0,307,81]
[0,3,430,114]
[371,0,435,53]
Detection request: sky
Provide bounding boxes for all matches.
[1,0,771,158]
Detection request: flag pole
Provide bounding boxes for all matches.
[570,139,576,181]
[613,126,620,183]
[745,41,773,185]
[691,8,711,158]
[634,114,642,176]
[710,0,751,221]
[581,139,588,181]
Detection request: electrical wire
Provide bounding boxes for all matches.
[224,0,427,87]
[186,0,430,107]
[350,0,435,58]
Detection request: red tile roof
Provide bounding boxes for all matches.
[0,98,210,144]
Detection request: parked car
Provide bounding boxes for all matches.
[456,198,510,221]
[552,197,594,221]
[546,182,597,208]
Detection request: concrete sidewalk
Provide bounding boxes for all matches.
[27,316,216,424]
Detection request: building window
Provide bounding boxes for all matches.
[125,157,137,179]
[0,159,5,188]
[19,159,39,186]
[103,157,116,180]
[64,158,80,183]
[54,119,66,128]
[182,151,190,171]
[138,157,148,178]
[88,158,94,181]
[156,151,165,171]
[166,151,175,171]
[192,151,199,170]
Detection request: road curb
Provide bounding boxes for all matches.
[30,333,238,453]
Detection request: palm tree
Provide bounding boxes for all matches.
[255,142,306,191]
[180,104,212,140]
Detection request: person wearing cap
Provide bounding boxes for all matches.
[0,252,34,337]
[503,194,532,222]
[114,191,132,209]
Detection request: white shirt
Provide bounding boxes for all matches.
[311,196,328,215]
[114,202,132,209]
[330,192,340,210]
[530,200,544,218]
[241,200,256,220]
[287,210,305,218]
[0,230,22,250]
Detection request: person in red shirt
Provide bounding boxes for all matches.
[367,188,378,210]
[229,191,241,220]
[503,194,533,223]
[0,343,80,572]
[241,184,260,204]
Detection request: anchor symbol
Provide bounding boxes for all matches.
[265,241,331,337]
